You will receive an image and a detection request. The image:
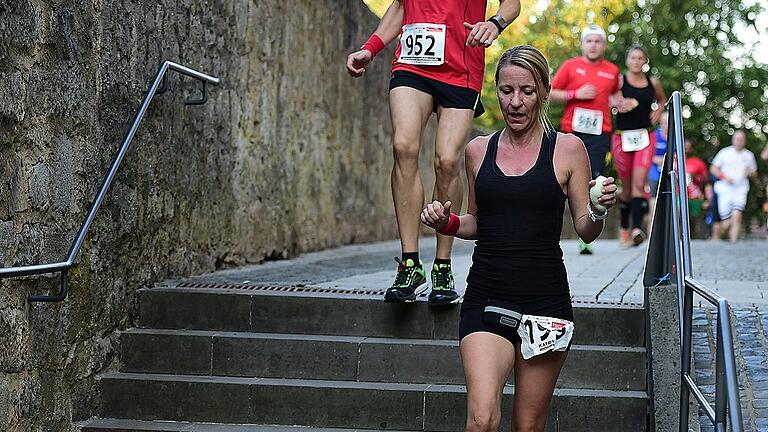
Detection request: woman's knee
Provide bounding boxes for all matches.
[466,407,501,432]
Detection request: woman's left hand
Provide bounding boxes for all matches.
[589,176,618,210]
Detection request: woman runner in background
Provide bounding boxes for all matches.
[613,46,666,246]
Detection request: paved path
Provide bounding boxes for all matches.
[174,237,768,431]
[685,241,768,432]
[180,239,649,305]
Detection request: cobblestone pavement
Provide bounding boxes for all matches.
[689,241,768,431]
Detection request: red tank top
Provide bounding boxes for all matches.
[391,0,487,92]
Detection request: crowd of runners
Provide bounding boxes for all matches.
[345,0,765,429]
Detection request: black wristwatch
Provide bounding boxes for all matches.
[488,14,507,33]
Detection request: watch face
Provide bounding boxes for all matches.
[496,15,507,28]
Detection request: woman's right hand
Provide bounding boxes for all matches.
[421,200,452,231]
[346,50,373,77]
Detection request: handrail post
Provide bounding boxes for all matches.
[715,311,727,431]
[27,271,69,303]
[670,92,693,277]
[670,173,685,339]
[673,173,694,432]
[720,300,744,431]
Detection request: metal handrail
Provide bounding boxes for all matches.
[644,91,743,431]
[0,61,220,302]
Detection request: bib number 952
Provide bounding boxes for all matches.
[398,23,446,66]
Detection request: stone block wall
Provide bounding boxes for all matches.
[0,1,415,430]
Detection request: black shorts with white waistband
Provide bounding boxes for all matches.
[389,70,485,118]
[459,293,574,345]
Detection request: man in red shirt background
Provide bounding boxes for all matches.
[550,24,621,254]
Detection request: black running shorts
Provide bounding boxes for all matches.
[389,70,485,118]
[573,131,612,179]
[459,294,574,345]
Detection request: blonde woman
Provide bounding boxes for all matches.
[421,45,616,431]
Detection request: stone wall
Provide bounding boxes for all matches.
[0,1,413,430]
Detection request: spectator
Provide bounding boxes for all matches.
[710,130,758,241]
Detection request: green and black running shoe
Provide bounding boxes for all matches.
[384,257,427,302]
[578,238,594,255]
[428,263,460,307]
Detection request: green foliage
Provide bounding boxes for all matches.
[609,0,768,226]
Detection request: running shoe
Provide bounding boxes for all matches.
[619,228,632,248]
[631,228,646,246]
[578,238,593,255]
[428,263,460,307]
[384,257,427,302]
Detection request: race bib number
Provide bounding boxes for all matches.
[398,23,446,66]
[572,107,603,135]
[517,315,575,360]
[621,128,650,152]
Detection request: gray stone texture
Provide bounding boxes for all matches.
[647,284,682,432]
[118,328,644,390]
[0,1,422,430]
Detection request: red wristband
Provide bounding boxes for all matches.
[566,90,575,101]
[437,213,461,236]
[361,34,385,58]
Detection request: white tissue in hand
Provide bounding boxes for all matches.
[590,175,607,213]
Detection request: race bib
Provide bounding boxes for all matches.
[621,128,650,152]
[517,315,575,360]
[398,23,446,66]
[572,107,603,135]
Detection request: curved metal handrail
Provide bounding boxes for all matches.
[0,61,220,302]
[644,91,743,431]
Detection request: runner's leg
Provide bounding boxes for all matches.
[433,107,474,260]
[389,87,434,254]
[511,348,569,432]
[729,210,742,242]
[461,332,516,432]
[611,134,632,244]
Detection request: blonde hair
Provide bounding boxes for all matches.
[495,45,553,132]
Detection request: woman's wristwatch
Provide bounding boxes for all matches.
[587,203,609,222]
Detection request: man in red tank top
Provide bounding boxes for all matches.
[346,0,521,306]
[550,24,622,255]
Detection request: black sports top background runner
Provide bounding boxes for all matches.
[615,74,656,130]
[465,129,569,302]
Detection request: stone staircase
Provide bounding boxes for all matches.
[81,285,648,431]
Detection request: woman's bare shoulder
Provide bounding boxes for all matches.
[555,132,586,153]
[466,133,494,159]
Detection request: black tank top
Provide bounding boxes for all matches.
[616,74,655,130]
[465,129,569,302]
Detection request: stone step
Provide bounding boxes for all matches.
[120,329,646,391]
[81,418,409,432]
[138,288,645,347]
[99,373,647,432]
